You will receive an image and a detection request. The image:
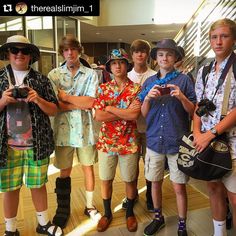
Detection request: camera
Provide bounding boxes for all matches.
[158,86,170,95]
[12,87,29,99]
[196,98,216,117]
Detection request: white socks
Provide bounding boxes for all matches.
[5,217,17,232]
[36,210,49,226]
[86,191,94,208]
[213,219,227,236]
[36,210,62,236]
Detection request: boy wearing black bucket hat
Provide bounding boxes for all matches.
[0,35,63,236]
[93,48,141,232]
[139,39,196,236]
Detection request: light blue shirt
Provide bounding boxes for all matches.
[48,63,99,147]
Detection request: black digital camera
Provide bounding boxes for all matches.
[12,87,29,99]
[196,98,216,117]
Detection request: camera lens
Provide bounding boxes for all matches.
[11,87,28,99]
[196,99,216,117]
[18,88,28,98]
[12,88,18,99]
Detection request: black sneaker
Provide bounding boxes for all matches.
[4,230,20,236]
[143,217,165,236]
[122,195,139,209]
[178,229,188,236]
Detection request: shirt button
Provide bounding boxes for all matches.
[161,125,163,128]
[162,104,165,106]
[161,114,164,117]
[160,136,162,138]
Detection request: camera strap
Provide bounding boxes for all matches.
[221,66,232,118]
[6,64,17,86]
[201,52,236,100]
[6,64,30,88]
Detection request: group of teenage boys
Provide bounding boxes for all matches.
[0,18,235,236]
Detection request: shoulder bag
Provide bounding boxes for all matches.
[177,67,233,181]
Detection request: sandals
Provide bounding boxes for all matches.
[36,221,64,236]
[4,230,20,236]
[84,206,102,221]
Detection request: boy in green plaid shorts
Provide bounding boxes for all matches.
[0,35,63,236]
[1,148,49,191]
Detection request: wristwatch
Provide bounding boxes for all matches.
[210,127,218,136]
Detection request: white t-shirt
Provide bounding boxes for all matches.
[13,69,29,86]
[128,67,156,133]
[128,67,156,86]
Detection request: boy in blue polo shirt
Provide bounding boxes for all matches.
[139,39,196,236]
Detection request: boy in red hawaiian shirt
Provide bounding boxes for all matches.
[93,49,141,232]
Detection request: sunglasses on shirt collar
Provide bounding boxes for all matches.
[9,47,31,55]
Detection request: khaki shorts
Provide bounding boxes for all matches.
[221,159,236,193]
[145,148,189,184]
[54,145,97,169]
[98,151,138,182]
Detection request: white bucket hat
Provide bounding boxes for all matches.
[0,35,40,63]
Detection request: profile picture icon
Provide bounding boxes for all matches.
[15,2,28,15]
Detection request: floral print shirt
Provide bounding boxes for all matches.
[93,79,141,155]
[48,64,99,147]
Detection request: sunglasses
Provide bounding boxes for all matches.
[9,47,31,55]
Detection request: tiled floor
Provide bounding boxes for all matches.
[0,161,234,236]
[89,207,235,236]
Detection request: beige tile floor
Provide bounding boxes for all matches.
[0,159,234,236]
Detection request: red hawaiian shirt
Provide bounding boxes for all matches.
[93,79,141,155]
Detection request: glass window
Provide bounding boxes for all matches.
[0,17,23,45]
[38,52,56,76]
[57,17,77,46]
[57,17,77,65]
[26,16,54,50]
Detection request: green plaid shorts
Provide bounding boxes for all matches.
[0,147,49,192]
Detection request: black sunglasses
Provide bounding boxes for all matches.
[9,47,31,55]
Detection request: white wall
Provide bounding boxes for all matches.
[98,0,156,26]
[94,0,203,26]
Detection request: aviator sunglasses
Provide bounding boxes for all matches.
[9,47,31,55]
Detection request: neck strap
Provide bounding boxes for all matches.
[6,64,16,86]
[221,66,232,118]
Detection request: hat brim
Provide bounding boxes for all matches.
[0,42,40,64]
[150,47,181,62]
[105,59,132,74]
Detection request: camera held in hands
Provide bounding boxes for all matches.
[196,98,216,117]
[158,85,171,96]
[12,87,29,99]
